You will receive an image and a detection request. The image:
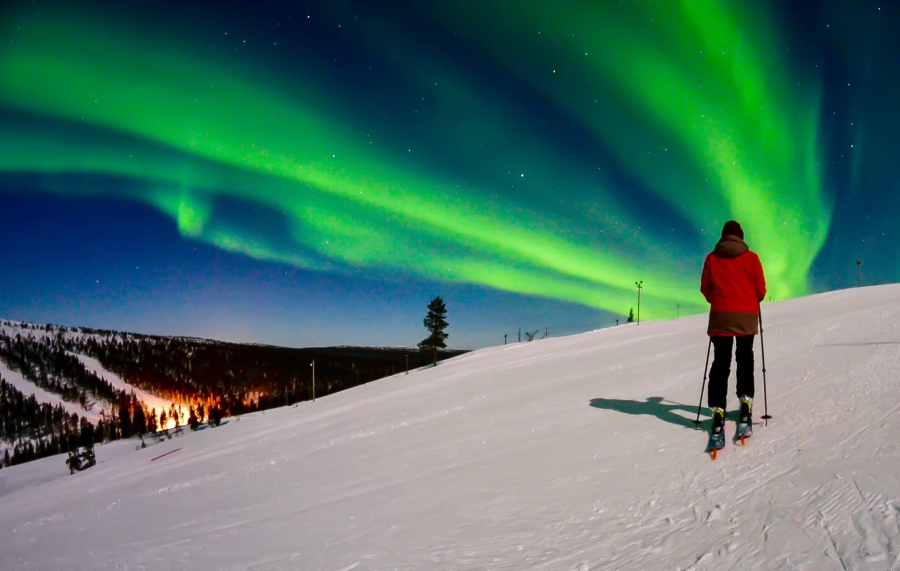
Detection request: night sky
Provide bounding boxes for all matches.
[1,0,898,349]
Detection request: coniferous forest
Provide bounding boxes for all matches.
[0,320,466,468]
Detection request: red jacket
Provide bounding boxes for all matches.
[700,236,767,336]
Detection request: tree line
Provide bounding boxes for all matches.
[2,377,101,467]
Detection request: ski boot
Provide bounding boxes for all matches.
[707,407,726,459]
[735,396,753,444]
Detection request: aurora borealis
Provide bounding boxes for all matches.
[1,0,897,348]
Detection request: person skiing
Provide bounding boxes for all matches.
[700,220,767,443]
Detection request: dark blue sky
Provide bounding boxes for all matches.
[0,192,607,346]
[0,0,898,348]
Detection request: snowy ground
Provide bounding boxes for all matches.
[2,285,900,570]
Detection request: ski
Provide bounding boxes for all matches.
[706,420,754,458]
[734,421,753,446]
[706,408,727,460]
[734,398,753,446]
[706,432,726,460]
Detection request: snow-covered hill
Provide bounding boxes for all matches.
[0,359,106,423]
[2,285,900,570]
[0,320,182,420]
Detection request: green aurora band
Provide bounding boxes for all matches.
[0,2,831,320]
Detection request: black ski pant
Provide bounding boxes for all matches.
[707,335,755,411]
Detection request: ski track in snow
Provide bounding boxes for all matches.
[2,287,900,569]
[0,321,178,419]
[72,352,178,415]
[0,359,104,423]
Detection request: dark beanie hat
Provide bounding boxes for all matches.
[721,220,744,239]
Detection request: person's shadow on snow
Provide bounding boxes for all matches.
[589,396,705,430]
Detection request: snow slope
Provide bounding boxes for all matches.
[0,360,104,423]
[72,352,181,418]
[2,285,900,570]
[0,320,182,420]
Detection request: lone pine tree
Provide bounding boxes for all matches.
[418,296,449,366]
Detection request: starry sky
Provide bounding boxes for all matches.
[0,0,897,349]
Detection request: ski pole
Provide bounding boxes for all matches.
[693,338,713,428]
[759,306,771,425]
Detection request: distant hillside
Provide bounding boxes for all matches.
[0,320,467,467]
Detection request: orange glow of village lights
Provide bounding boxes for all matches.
[164,404,190,430]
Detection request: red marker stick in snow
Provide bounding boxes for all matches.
[150,448,182,462]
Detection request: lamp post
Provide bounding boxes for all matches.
[635,281,643,325]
